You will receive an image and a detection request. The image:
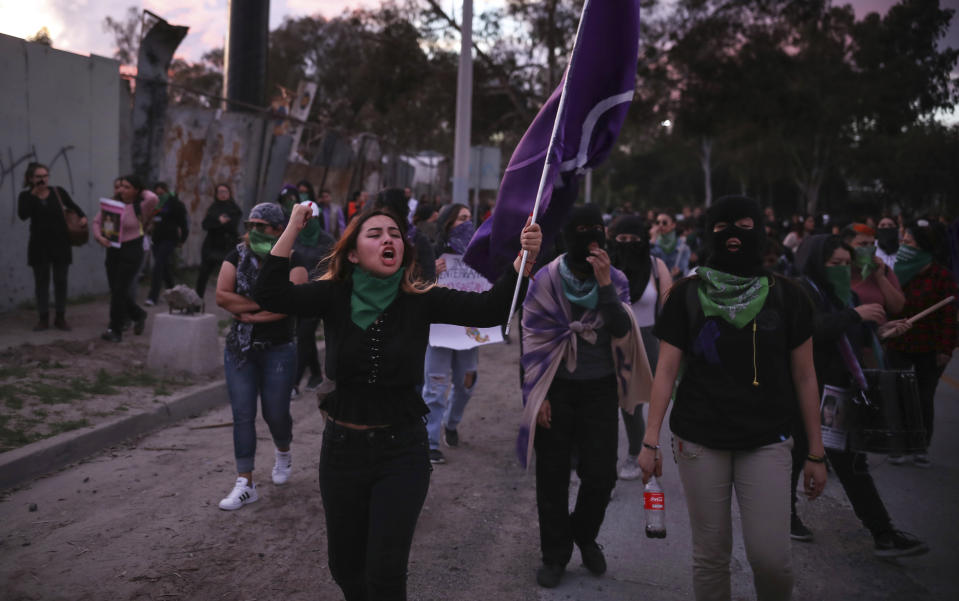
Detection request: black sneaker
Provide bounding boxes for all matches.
[791,515,814,542]
[578,541,607,575]
[873,530,929,559]
[536,563,564,588]
[444,428,459,448]
[429,449,446,464]
[101,329,121,343]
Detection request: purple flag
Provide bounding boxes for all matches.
[463,0,641,280]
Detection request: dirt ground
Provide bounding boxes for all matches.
[0,339,545,601]
[0,336,217,452]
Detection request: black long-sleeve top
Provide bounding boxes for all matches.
[18,186,85,266]
[555,282,631,380]
[200,200,243,260]
[254,254,528,425]
[798,278,866,391]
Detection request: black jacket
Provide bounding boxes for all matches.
[18,186,85,266]
[200,200,243,261]
[150,195,189,244]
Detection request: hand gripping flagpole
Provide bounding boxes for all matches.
[504,0,594,336]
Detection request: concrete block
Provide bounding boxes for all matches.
[147,313,221,374]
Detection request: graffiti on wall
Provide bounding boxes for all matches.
[2,145,76,219]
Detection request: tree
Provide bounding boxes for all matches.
[26,27,52,46]
[103,6,146,66]
[168,49,224,107]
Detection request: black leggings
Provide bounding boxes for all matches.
[319,420,431,601]
[195,254,222,299]
[105,240,146,332]
[32,259,69,316]
[295,316,322,384]
[886,349,944,450]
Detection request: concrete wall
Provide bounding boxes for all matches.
[0,34,120,311]
[154,106,269,265]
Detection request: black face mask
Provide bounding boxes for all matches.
[705,196,764,277]
[563,206,606,275]
[610,239,650,270]
[876,228,899,254]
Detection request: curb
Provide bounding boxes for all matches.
[0,379,228,491]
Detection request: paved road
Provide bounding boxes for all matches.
[1,323,957,600]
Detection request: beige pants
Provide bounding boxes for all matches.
[674,435,794,601]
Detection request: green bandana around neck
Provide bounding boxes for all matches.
[893,245,933,287]
[298,218,322,247]
[657,230,678,255]
[825,265,852,306]
[351,267,403,330]
[853,246,877,280]
[559,255,599,309]
[249,230,279,257]
[696,267,769,329]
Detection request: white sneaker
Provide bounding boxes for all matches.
[218,477,258,510]
[618,456,642,481]
[144,299,155,307]
[272,450,292,485]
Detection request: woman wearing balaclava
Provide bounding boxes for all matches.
[607,215,672,481]
[214,203,308,511]
[788,234,926,557]
[520,204,650,589]
[874,217,900,269]
[884,220,958,468]
[638,195,827,601]
[420,203,482,464]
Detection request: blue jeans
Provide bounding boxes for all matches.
[224,341,296,473]
[422,345,479,449]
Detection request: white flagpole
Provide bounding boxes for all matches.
[504,0,594,336]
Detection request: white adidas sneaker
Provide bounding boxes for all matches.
[272,449,292,485]
[218,477,258,510]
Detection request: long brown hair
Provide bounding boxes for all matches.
[320,207,432,294]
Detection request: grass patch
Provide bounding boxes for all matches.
[0,365,28,379]
[25,382,85,404]
[1,388,22,409]
[114,404,129,412]
[36,359,66,369]
[48,419,89,435]
[154,383,172,396]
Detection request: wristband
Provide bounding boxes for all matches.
[806,453,826,464]
[642,442,660,451]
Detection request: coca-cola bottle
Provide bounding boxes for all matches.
[644,476,666,538]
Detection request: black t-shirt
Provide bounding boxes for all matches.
[225,248,304,344]
[654,275,814,450]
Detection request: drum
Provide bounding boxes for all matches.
[848,369,926,454]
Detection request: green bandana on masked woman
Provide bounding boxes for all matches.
[894,245,933,287]
[249,230,279,257]
[297,218,322,247]
[657,230,678,255]
[853,246,877,280]
[825,265,852,306]
[696,267,769,329]
[351,267,404,330]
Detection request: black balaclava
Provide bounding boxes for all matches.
[876,227,899,255]
[705,195,765,277]
[562,204,606,275]
[609,215,651,302]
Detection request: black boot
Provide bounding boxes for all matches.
[54,312,71,331]
[33,313,49,331]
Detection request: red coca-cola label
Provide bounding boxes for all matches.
[644,492,664,510]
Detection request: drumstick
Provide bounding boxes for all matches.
[906,296,956,325]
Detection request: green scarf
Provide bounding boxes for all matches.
[559,255,599,309]
[657,231,678,255]
[298,218,322,247]
[825,265,852,306]
[894,245,933,287]
[249,230,279,257]
[351,267,403,330]
[853,246,877,280]
[696,267,769,329]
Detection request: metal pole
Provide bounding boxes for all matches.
[451,0,473,206]
[585,169,592,204]
[504,0,594,335]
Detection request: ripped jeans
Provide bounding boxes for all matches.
[422,345,479,449]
